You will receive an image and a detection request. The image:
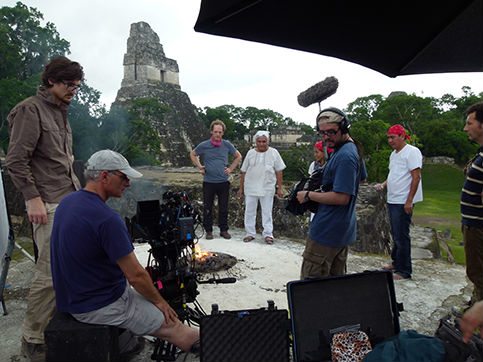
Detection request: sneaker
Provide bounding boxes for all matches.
[220,231,231,239]
[205,232,213,240]
[21,338,46,362]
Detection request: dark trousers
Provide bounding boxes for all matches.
[462,224,483,304]
[203,181,230,233]
[388,203,413,278]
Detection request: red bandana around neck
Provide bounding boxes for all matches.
[210,137,222,147]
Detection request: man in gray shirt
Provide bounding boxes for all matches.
[190,120,242,240]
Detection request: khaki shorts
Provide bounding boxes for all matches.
[73,285,164,336]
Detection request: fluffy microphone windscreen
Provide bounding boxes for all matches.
[297,76,339,108]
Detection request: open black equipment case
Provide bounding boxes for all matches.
[287,270,403,362]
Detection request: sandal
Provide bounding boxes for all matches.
[265,236,274,244]
[243,236,254,242]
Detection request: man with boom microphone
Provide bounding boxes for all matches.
[296,77,365,278]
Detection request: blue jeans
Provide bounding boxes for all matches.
[388,203,412,278]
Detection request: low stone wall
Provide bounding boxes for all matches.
[3,166,391,255]
[424,156,456,165]
[106,168,392,255]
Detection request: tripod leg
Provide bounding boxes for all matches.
[1,295,7,315]
[0,228,16,316]
[14,242,35,262]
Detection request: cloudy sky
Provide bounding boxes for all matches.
[4,0,483,125]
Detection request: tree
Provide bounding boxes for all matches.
[239,106,295,131]
[97,98,168,165]
[300,123,315,136]
[198,104,312,143]
[281,144,313,181]
[0,73,40,149]
[198,105,248,141]
[373,94,440,136]
[345,94,384,123]
[69,83,106,161]
[417,118,478,164]
[0,2,70,152]
[0,2,70,80]
[350,119,392,181]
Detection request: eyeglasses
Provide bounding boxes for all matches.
[110,171,130,183]
[61,81,81,92]
[319,128,340,137]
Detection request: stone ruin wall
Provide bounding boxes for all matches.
[245,126,308,151]
[121,21,180,88]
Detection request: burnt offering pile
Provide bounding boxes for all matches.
[193,247,237,273]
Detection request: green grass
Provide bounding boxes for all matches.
[413,164,466,264]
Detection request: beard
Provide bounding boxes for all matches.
[61,95,73,104]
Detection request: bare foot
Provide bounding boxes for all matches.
[393,273,405,280]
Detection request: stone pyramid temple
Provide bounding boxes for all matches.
[114,22,209,166]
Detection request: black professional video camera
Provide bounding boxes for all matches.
[125,191,203,315]
[126,190,236,361]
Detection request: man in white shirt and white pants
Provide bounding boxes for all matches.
[238,131,286,244]
[376,124,423,280]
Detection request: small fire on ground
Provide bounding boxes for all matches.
[194,244,217,260]
[193,244,237,273]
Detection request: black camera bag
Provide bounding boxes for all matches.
[435,315,483,362]
[285,167,332,216]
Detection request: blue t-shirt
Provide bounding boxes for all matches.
[194,139,236,183]
[309,142,362,247]
[51,189,134,313]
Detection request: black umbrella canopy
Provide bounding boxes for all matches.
[194,0,483,78]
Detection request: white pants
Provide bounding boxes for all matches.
[244,195,274,238]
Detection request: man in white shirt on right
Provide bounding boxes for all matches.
[376,124,423,280]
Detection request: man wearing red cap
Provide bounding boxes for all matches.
[376,125,423,280]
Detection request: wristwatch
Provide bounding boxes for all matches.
[305,191,310,201]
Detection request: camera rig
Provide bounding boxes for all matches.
[125,190,235,361]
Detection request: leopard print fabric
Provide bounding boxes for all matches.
[331,331,372,362]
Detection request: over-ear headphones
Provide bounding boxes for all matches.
[316,107,351,134]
